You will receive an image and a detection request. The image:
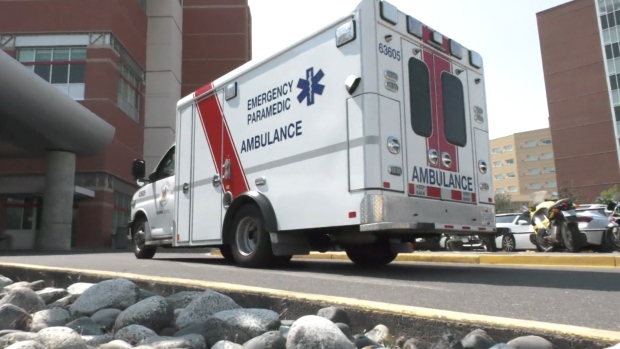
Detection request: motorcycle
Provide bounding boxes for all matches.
[603,200,620,252]
[527,191,586,252]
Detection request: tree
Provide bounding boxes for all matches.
[596,185,620,203]
[494,193,513,214]
[558,186,582,204]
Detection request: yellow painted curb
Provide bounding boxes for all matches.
[395,253,480,264]
[0,262,619,343]
[480,255,617,268]
[616,256,620,268]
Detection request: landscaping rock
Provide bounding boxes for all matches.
[0,276,13,289]
[335,323,353,341]
[461,329,495,349]
[0,304,31,331]
[114,296,173,332]
[203,317,251,347]
[402,338,425,349]
[113,324,157,346]
[354,334,380,348]
[211,341,243,349]
[66,283,94,296]
[317,306,351,328]
[4,341,46,349]
[489,345,516,349]
[242,330,286,349]
[365,324,389,345]
[99,340,133,349]
[165,291,204,309]
[29,308,71,332]
[139,289,158,301]
[506,336,552,349]
[178,334,207,349]
[2,283,29,292]
[212,308,280,338]
[36,326,88,349]
[91,308,121,332]
[65,317,104,336]
[174,291,240,329]
[172,323,208,339]
[69,279,140,316]
[0,330,22,338]
[0,332,38,348]
[81,334,113,346]
[286,315,355,349]
[36,288,69,305]
[0,289,45,314]
[47,294,78,310]
[139,335,206,349]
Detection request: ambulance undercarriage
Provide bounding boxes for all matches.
[128,0,496,268]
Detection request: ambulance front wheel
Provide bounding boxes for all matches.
[344,240,398,267]
[133,218,157,260]
[230,204,275,268]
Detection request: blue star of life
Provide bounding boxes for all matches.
[297,67,325,106]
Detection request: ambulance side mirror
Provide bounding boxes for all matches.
[132,159,146,180]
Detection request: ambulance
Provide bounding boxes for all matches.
[128,0,496,268]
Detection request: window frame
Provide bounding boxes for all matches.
[155,147,175,180]
[441,71,467,147]
[408,57,433,138]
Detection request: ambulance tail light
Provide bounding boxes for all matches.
[336,20,357,47]
[380,1,399,25]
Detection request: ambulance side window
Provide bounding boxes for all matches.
[408,57,432,138]
[156,147,175,180]
[441,72,467,147]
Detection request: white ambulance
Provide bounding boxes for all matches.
[128,0,496,268]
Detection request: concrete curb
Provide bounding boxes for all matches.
[212,251,620,268]
[0,262,618,348]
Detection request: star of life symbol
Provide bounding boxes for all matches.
[297,67,325,106]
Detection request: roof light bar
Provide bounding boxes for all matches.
[406,16,423,38]
[380,1,399,25]
[450,40,463,59]
[470,50,483,69]
[336,20,356,47]
[431,31,443,45]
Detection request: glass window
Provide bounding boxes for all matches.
[524,140,537,147]
[118,63,142,122]
[547,181,557,188]
[507,172,516,178]
[496,215,518,224]
[610,12,617,28]
[529,168,541,175]
[530,183,543,189]
[541,152,553,159]
[408,58,432,137]
[540,138,552,145]
[607,44,613,60]
[156,147,175,179]
[3,198,36,230]
[51,64,69,84]
[603,14,610,30]
[544,167,556,173]
[494,174,504,180]
[505,158,515,165]
[492,147,501,154]
[504,145,514,151]
[508,186,518,193]
[496,187,506,194]
[18,49,35,62]
[441,72,467,147]
[525,155,539,161]
[493,161,502,168]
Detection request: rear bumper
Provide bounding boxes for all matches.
[360,194,496,234]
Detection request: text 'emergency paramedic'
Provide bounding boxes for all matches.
[240,120,303,153]
[247,81,294,125]
[411,166,474,192]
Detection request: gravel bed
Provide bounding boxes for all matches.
[0,274,617,349]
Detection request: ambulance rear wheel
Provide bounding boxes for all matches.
[219,245,234,262]
[231,204,275,268]
[133,218,156,260]
[345,240,398,267]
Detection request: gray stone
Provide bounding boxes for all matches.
[212,308,280,338]
[335,323,353,341]
[2,283,29,292]
[139,289,158,301]
[286,315,355,349]
[173,322,208,338]
[180,333,207,349]
[0,276,13,289]
[242,331,286,349]
[354,334,379,348]
[0,333,38,349]
[316,306,351,327]
[278,326,289,339]
[4,281,44,293]
[113,324,157,346]
[4,341,46,349]
[114,296,173,332]
[431,331,464,349]
[212,341,243,349]
[165,291,204,309]
[29,308,71,332]
[489,345,516,349]
[0,289,46,314]
[0,304,31,331]
[66,317,104,336]
[36,326,88,349]
[461,329,495,349]
[174,291,240,329]
[99,340,133,349]
[81,334,113,346]
[605,344,620,349]
[402,338,425,349]
[36,288,69,305]
[0,330,22,338]
[47,294,79,309]
[159,328,176,337]
[279,320,294,327]
[69,279,140,316]
[66,283,94,296]
[91,308,121,332]
[203,317,250,347]
[506,336,553,349]
[365,324,389,345]
[172,309,181,324]
[139,335,206,349]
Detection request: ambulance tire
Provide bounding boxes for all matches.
[345,240,398,267]
[230,204,275,268]
[133,218,156,260]
[219,245,234,262]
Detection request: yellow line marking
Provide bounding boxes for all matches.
[479,255,617,268]
[0,262,619,343]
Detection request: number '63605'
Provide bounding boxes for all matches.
[378,43,401,61]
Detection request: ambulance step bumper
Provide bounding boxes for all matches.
[360,222,435,232]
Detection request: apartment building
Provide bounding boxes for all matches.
[491,128,557,202]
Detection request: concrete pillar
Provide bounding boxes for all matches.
[144,0,183,173]
[36,150,76,251]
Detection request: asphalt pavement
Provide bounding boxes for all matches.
[0,251,619,332]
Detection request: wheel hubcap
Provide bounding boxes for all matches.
[503,237,514,251]
[134,229,145,251]
[236,217,258,256]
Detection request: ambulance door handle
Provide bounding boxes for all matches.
[213,175,221,187]
[182,182,190,194]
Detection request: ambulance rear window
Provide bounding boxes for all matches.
[408,57,432,137]
[441,72,467,147]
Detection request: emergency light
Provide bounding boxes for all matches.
[406,16,423,38]
[380,0,399,25]
[336,20,356,47]
[450,40,463,60]
[470,50,483,69]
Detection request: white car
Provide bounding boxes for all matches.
[495,213,537,252]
